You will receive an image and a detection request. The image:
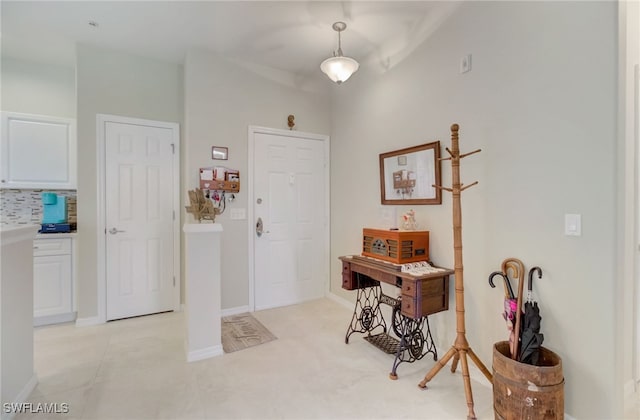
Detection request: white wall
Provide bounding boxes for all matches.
[1,226,39,417]
[330,2,618,418]
[183,49,331,310]
[0,57,75,118]
[76,45,183,319]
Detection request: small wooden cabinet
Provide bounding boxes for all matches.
[1,112,77,190]
[33,236,76,325]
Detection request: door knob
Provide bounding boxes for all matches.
[256,218,264,237]
[109,227,126,235]
[256,218,270,237]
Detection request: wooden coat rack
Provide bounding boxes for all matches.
[418,124,493,420]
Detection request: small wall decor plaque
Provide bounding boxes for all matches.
[212,146,228,160]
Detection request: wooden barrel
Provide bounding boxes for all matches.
[493,341,564,420]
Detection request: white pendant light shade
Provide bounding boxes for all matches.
[320,56,359,84]
[320,22,359,84]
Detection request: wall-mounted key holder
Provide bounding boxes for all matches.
[199,168,240,192]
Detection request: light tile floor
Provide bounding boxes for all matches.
[18,298,497,419]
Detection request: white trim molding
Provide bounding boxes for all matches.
[1,374,38,420]
[221,305,251,317]
[75,316,102,327]
[96,114,181,324]
[247,126,330,312]
[187,345,224,363]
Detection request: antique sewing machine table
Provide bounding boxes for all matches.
[339,255,453,379]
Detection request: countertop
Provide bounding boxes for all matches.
[0,225,40,245]
[36,231,78,239]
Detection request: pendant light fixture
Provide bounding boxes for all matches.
[320,22,359,84]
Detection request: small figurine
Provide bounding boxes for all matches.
[287,114,295,130]
[401,209,417,230]
[185,188,220,222]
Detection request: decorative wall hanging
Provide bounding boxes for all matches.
[379,141,441,205]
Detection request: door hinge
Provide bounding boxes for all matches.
[173,276,176,286]
[171,143,175,154]
[173,210,175,221]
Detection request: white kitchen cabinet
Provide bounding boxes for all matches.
[1,112,77,189]
[33,235,76,325]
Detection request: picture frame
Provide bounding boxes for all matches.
[212,146,228,160]
[379,141,442,205]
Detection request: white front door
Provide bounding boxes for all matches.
[252,128,328,311]
[105,121,177,320]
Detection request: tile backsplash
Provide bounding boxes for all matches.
[0,189,77,225]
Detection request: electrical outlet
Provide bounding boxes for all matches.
[230,208,246,220]
[460,54,472,74]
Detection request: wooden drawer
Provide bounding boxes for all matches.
[421,277,445,296]
[401,279,418,297]
[401,276,445,299]
[342,261,351,275]
[33,237,71,257]
[342,273,355,290]
[341,271,378,291]
[400,275,449,318]
[401,294,448,319]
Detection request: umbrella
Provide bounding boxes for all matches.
[519,266,544,365]
[488,271,518,357]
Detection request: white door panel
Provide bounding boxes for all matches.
[106,122,175,320]
[253,131,326,310]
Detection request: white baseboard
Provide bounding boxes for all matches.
[187,345,224,362]
[75,316,103,327]
[326,292,354,310]
[221,305,250,317]
[34,312,76,327]
[1,373,38,420]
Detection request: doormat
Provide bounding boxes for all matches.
[221,313,277,353]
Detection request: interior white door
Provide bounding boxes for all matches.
[253,131,326,310]
[105,121,176,320]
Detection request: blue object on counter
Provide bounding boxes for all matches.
[41,193,67,224]
[40,223,74,233]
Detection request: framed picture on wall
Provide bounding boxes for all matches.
[379,141,441,205]
[212,146,228,160]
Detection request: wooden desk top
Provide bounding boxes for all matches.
[339,255,453,282]
[340,255,453,319]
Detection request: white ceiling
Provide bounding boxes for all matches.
[1,1,459,82]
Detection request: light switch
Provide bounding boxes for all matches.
[460,54,472,73]
[230,208,246,220]
[564,214,581,236]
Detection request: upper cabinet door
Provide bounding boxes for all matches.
[1,112,77,189]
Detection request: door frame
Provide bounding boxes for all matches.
[247,126,330,312]
[96,114,181,323]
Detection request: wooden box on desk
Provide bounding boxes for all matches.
[362,228,429,264]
